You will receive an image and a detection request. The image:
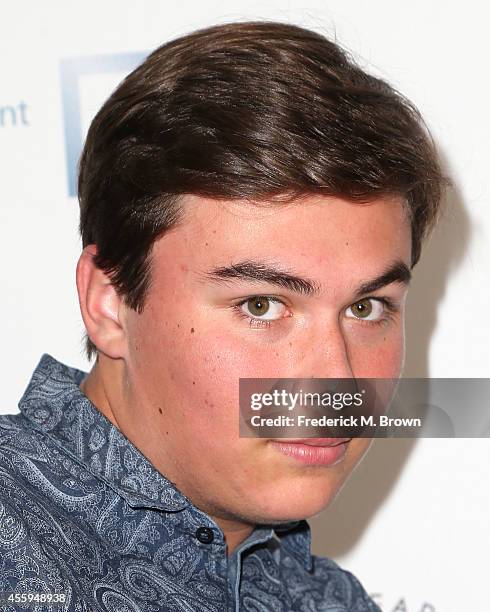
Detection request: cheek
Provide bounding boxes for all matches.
[132,316,280,436]
[165,330,278,419]
[347,324,405,378]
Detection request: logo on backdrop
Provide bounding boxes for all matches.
[60,52,146,197]
[370,595,436,612]
[0,101,29,127]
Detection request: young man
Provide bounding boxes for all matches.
[0,21,443,612]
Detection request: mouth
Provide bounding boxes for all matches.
[268,438,351,466]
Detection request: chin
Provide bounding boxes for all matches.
[247,482,343,524]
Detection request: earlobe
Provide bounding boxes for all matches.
[76,245,127,359]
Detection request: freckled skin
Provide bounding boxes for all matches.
[82,194,411,551]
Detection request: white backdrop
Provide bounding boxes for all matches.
[1,2,489,611]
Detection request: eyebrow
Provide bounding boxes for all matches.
[204,259,411,297]
[352,261,412,299]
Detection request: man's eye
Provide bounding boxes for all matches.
[239,296,287,320]
[345,298,385,321]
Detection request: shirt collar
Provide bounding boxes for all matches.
[18,354,313,569]
[18,353,189,512]
[275,519,313,571]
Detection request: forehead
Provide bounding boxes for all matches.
[152,194,411,284]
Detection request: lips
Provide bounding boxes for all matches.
[274,438,351,447]
[269,438,351,466]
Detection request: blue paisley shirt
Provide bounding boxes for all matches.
[0,354,380,612]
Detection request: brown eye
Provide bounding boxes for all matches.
[345,298,385,322]
[239,296,288,321]
[350,299,372,318]
[247,297,270,316]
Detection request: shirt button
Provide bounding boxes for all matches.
[195,527,214,544]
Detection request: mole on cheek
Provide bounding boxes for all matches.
[158,408,163,415]
[191,327,195,333]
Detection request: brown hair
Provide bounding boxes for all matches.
[78,21,444,359]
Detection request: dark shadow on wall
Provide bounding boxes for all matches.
[404,155,470,379]
[309,437,417,557]
[309,152,471,558]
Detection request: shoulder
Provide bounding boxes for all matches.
[304,554,381,612]
[275,522,380,611]
[0,412,25,437]
[0,459,73,609]
[0,412,62,488]
[0,412,44,453]
[0,412,60,552]
[0,414,88,610]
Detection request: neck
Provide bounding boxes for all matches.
[80,355,255,556]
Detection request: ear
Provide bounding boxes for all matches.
[76,245,127,359]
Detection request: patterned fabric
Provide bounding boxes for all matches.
[0,354,381,611]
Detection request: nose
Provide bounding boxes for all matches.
[271,325,357,432]
[299,325,354,380]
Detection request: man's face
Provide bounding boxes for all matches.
[121,194,411,524]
